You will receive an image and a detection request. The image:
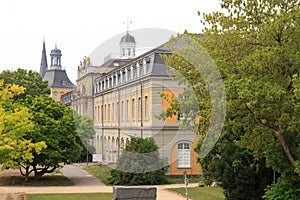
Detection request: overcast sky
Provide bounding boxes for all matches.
[0,0,221,83]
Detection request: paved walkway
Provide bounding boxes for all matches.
[60,164,105,186]
[0,164,197,200]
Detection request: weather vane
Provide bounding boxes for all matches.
[123,18,132,33]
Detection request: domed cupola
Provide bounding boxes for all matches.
[120,31,136,59]
[120,32,136,43]
[50,44,62,70]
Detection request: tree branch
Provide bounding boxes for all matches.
[245,104,278,133]
[245,104,296,168]
[277,125,295,167]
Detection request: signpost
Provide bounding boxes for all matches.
[184,171,189,200]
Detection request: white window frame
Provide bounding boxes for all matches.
[177,142,191,168]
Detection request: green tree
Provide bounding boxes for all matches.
[199,127,273,200]
[0,80,46,177]
[0,69,50,100]
[162,0,300,198]
[198,0,300,175]
[109,137,168,185]
[19,96,82,178]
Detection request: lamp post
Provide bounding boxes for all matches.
[184,171,189,200]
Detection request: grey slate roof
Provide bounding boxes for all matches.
[151,53,169,76]
[120,32,136,44]
[43,69,75,89]
[100,58,131,68]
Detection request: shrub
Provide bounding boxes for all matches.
[109,137,168,185]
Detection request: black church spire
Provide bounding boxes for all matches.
[39,38,48,77]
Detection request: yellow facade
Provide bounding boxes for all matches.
[169,138,200,175]
[81,44,201,176]
[50,88,73,102]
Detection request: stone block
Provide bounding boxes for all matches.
[113,186,157,200]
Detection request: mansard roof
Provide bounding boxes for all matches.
[100,57,132,68]
[93,44,173,94]
[43,69,75,89]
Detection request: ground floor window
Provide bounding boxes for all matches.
[177,142,191,168]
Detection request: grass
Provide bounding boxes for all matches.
[26,193,112,200]
[83,164,113,185]
[168,187,225,200]
[167,176,201,184]
[84,164,201,185]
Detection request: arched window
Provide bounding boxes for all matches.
[132,98,135,120]
[104,104,107,122]
[101,105,103,123]
[108,104,111,121]
[112,103,115,121]
[53,92,58,101]
[177,142,191,168]
[121,138,125,148]
[95,106,98,122]
[138,97,141,120]
[98,106,100,123]
[126,99,129,120]
[145,96,148,120]
[127,68,131,81]
[121,101,124,121]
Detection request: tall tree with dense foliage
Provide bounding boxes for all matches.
[162,0,300,199]
[0,80,46,178]
[0,69,50,100]
[109,137,168,185]
[20,96,82,178]
[198,126,273,200]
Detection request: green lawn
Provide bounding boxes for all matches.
[84,164,201,185]
[167,176,201,184]
[168,187,225,200]
[26,193,112,200]
[83,164,113,185]
[25,188,223,200]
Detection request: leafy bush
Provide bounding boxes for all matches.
[263,178,300,200]
[198,130,273,200]
[109,137,168,185]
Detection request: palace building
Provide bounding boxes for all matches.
[60,31,200,176]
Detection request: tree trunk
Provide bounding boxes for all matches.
[19,166,31,182]
[24,175,29,182]
[33,166,57,179]
[277,130,295,167]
